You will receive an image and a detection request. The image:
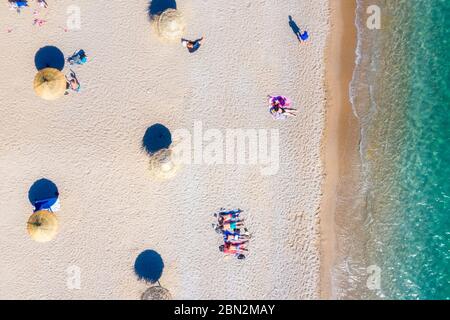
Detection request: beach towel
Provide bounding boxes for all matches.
[269,95,292,107]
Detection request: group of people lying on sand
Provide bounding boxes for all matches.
[65,50,88,94]
[212,209,251,260]
[7,0,49,29]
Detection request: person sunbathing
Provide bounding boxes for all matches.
[214,209,241,222]
[65,70,81,93]
[218,215,241,224]
[223,230,251,243]
[270,105,297,118]
[68,49,88,65]
[214,208,242,218]
[219,220,246,232]
[268,95,297,119]
[219,242,248,255]
[212,223,248,236]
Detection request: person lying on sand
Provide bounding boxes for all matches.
[214,221,247,235]
[65,70,81,93]
[270,105,297,118]
[220,220,245,232]
[268,95,297,119]
[218,214,242,224]
[214,209,242,221]
[219,242,249,255]
[212,223,248,235]
[214,208,242,218]
[181,37,204,53]
[223,230,251,243]
[68,49,88,65]
[213,222,246,232]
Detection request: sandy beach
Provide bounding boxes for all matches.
[0,0,350,300]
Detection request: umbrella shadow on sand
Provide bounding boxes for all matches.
[35,46,65,71]
[28,178,59,206]
[134,250,164,284]
[148,0,177,18]
[142,124,172,155]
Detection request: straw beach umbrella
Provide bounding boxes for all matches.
[141,286,172,300]
[148,148,180,180]
[27,210,58,242]
[156,9,185,40]
[33,68,66,101]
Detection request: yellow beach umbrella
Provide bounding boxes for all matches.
[33,68,66,101]
[27,210,58,243]
[156,9,185,40]
[148,148,180,180]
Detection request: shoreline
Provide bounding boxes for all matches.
[320,0,358,299]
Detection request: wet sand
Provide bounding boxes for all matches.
[320,0,358,299]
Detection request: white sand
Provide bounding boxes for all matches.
[0,0,329,299]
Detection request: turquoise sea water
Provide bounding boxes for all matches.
[347,0,450,299]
